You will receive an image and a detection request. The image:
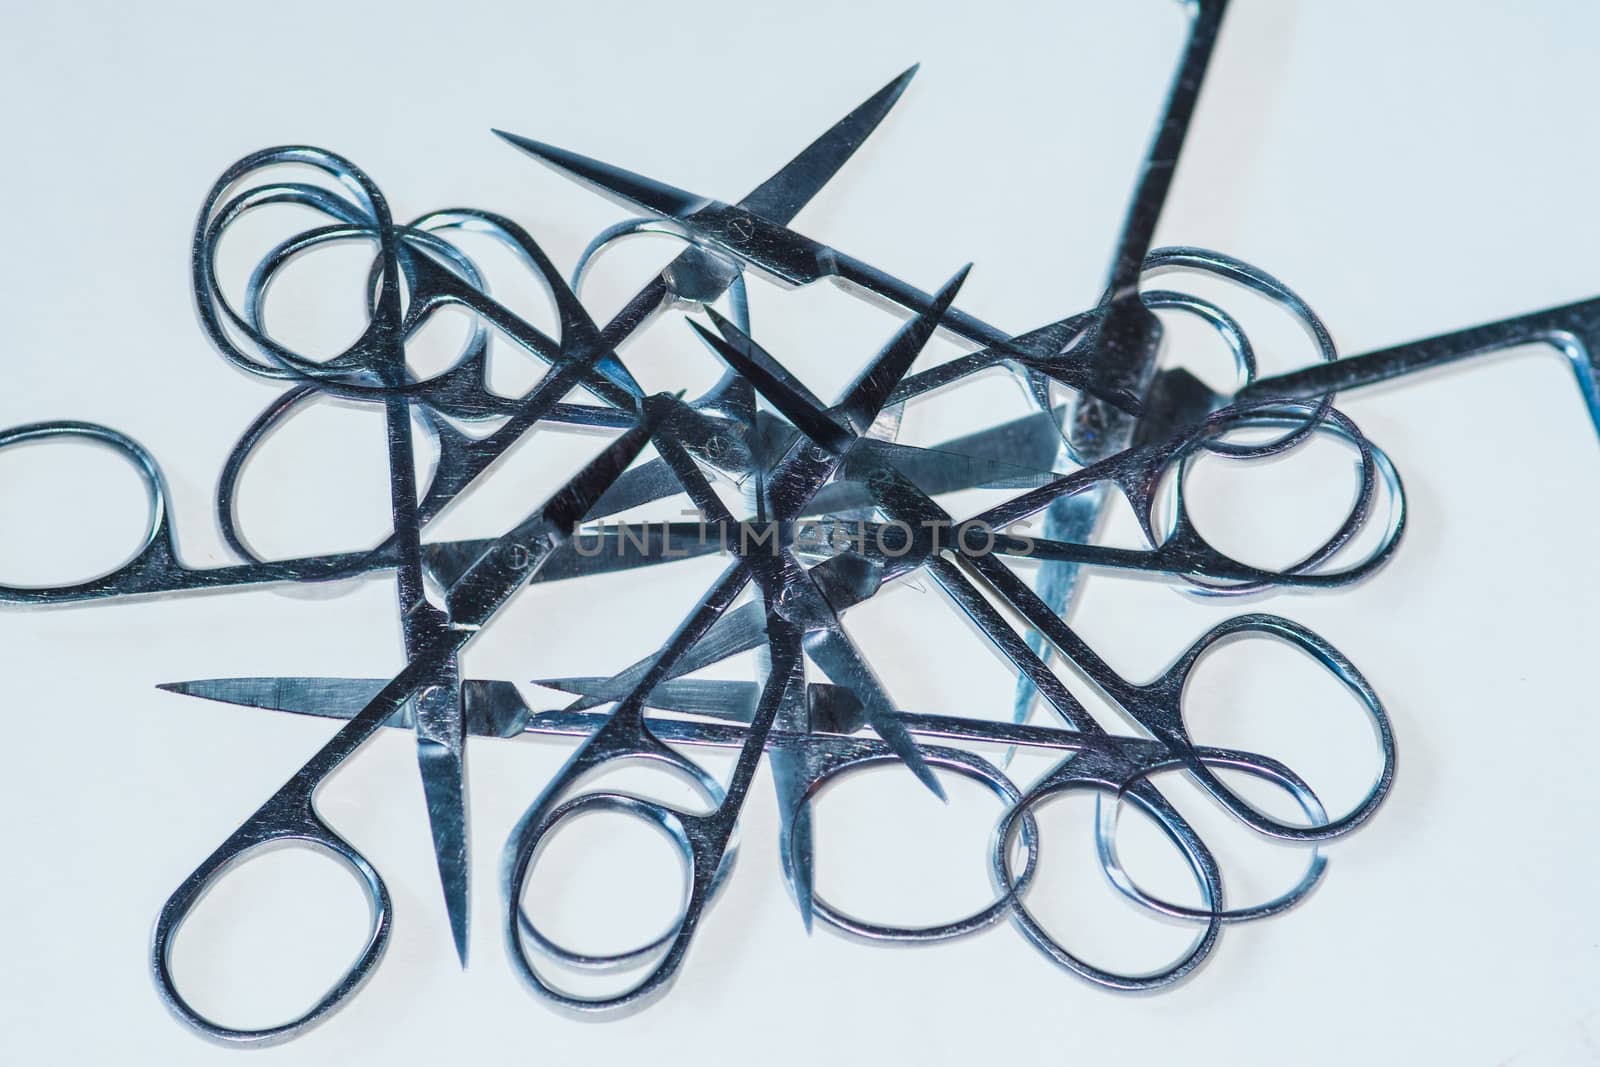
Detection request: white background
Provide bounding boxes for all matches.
[3,1,1600,1064]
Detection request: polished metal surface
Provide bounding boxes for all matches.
[11,0,1566,1046]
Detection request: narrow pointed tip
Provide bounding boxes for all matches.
[491,131,711,221]
[155,681,188,695]
[419,740,471,972]
[492,129,575,170]
[917,762,950,804]
[947,262,974,293]
[531,676,589,696]
[433,849,471,968]
[887,63,920,96]
[434,847,470,967]
[701,304,734,336]
[686,317,721,349]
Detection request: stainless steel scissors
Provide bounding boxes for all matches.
[1234,293,1600,437]
[151,408,657,1045]
[0,69,997,610]
[153,377,1393,998]
[143,137,664,1023]
[161,667,1330,978]
[483,1,1344,746]
[675,314,1397,961]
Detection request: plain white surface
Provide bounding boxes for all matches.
[3,0,1600,1063]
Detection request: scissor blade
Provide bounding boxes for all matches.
[560,600,769,711]
[587,458,697,520]
[690,319,855,451]
[741,65,917,225]
[705,308,831,412]
[418,736,469,965]
[805,440,1058,514]
[837,265,971,434]
[804,626,946,802]
[156,677,409,726]
[159,677,545,739]
[492,130,714,221]
[536,676,761,721]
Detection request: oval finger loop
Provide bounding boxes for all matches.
[790,747,1041,944]
[992,779,1221,991]
[1096,754,1329,922]
[1170,613,1397,841]
[150,813,390,1047]
[514,756,736,971]
[504,792,715,1016]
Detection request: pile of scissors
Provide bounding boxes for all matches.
[10,0,1599,1047]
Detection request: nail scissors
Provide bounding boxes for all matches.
[482,2,1272,752]
[0,70,1029,608]
[151,409,657,1046]
[160,669,1329,973]
[678,306,1397,966]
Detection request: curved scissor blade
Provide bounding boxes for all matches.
[803,626,946,802]
[491,130,715,221]
[741,64,918,225]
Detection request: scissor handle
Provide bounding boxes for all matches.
[502,712,741,1013]
[193,147,407,390]
[242,208,507,422]
[570,215,762,422]
[1140,245,1340,454]
[773,740,1041,944]
[1144,612,1396,843]
[991,749,1223,991]
[514,752,739,971]
[1125,401,1407,594]
[1095,747,1330,923]
[150,788,390,1046]
[0,421,182,604]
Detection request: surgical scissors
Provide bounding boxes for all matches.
[162,670,1325,969]
[151,409,657,1046]
[0,72,981,606]
[686,314,1396,959]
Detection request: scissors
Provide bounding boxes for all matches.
[466,291,1399,964]
[485,2,1329,745]
[0,68,1046,610]
[0,402,1072,605]
[201,66,929,529]
[151,406,658,1045]
[496,455,1351,1002]
[691,309,1397,913]
[347,303,1392,996]
[694,311,1402,594]
[161,668,1331,976]
[154,382,1392,1002]
[0,7,1412,1033]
